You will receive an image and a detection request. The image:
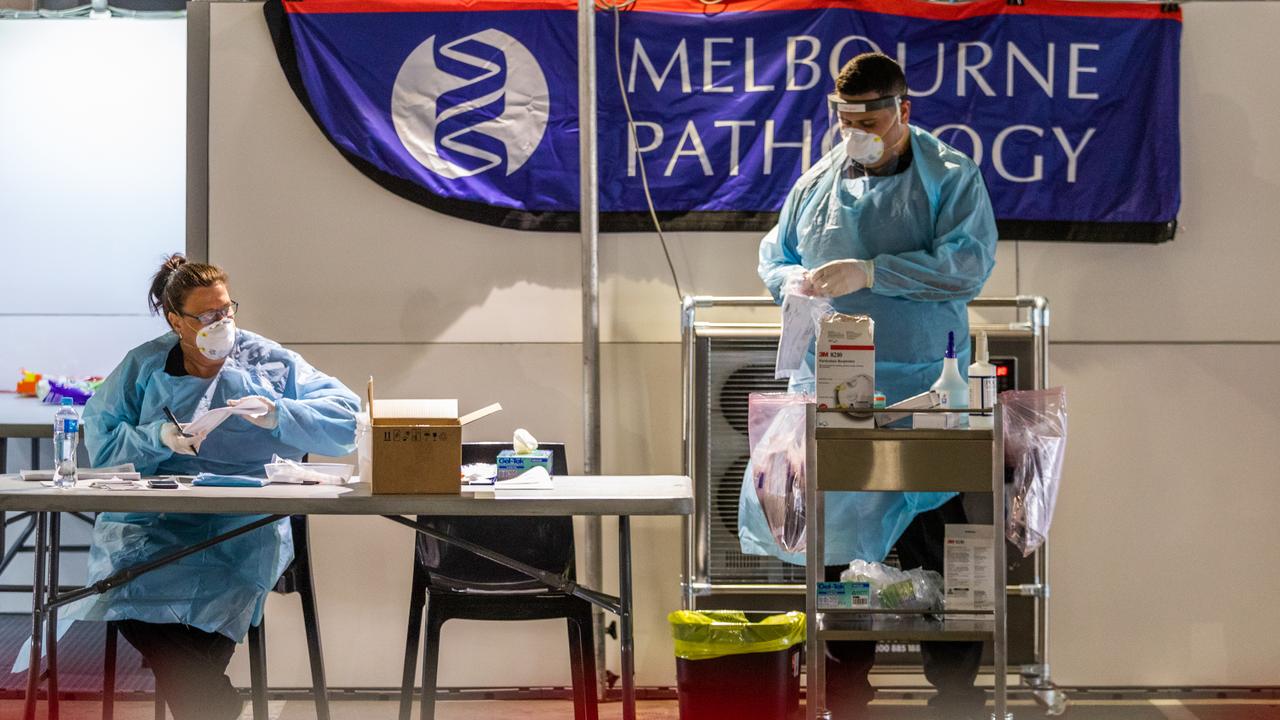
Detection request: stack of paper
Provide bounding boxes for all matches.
[462,466,554,496]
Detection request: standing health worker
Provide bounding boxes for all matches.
[80,255,360,720]
[739,53,998,719]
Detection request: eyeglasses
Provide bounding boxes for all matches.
[181,301,238,326]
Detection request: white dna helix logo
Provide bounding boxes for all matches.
[391,29,550,179]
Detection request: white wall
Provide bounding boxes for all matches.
[201,0,1280,690]
[0,19,184,378]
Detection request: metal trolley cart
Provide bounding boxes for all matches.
[681,295,1064,715]
[804,406,1008,720]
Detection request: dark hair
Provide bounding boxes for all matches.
[836,52,908,99]
[148,254,229,317]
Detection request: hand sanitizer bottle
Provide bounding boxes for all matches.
[930,331,969,428]
[968,332,997,429]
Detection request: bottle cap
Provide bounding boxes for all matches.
[60,397,73,406]
[977,331,989,363]
[945,330,956,359]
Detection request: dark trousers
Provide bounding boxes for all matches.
[823,496,986,719]
[117,620,244,720]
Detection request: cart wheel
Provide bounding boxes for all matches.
[1033,688,1068,716]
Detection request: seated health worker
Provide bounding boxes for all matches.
[79,254,360,720]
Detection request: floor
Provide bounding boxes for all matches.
[3,698,1280,720]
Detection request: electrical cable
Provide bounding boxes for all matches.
[607,2,685,302]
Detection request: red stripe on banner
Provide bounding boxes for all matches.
[283,0,1179,18]
[618,0,1180,22]
[829,345,875,351]
[283,0,575,13]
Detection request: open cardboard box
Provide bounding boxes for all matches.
[364,378,502,495]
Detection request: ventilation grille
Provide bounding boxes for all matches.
[699,336,805,585]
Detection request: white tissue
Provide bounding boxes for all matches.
[513,428,539,454]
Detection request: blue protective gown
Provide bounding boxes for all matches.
[739,126,998,566]
[77,329,359,641]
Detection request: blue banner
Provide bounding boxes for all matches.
[266,0,1181,241]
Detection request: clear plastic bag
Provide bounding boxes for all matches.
[775,293,834,380]
[749,392,811,553]
[839,560,944,611]
[1002,387,1068,557]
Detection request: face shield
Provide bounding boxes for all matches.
[828,93,904,166]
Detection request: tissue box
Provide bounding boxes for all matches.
[817,581,872,609]
[496,449,553,480]
[816,313,875,428]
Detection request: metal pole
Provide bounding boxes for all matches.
[577,0,606,700]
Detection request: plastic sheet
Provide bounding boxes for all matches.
[839,560,943,611]
[748,393,811,553]
[1002,387,1068,557]
[668,611,806,661]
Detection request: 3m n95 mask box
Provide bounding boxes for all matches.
[816,313,875,428]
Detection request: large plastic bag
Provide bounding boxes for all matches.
[749,393,811,553]
[668,610,805,661]
[840,560,944,611]
[1002,387,1068,557]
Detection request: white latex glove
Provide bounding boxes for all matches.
[780,267,816,297]
[161,423,200,456]
[228,396,278,430]
[810,259,873,297]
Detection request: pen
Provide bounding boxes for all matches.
[162,406,193,437]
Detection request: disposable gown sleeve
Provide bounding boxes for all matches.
[272,354,360,457]
[83,357,172,475]
[758,185,806,304]
[869,163,997,302]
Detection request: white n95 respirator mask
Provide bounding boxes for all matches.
[842,127,886,166]
[196,318,237,360]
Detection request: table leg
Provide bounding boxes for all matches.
[30,438,40,470]
[47,512,61,720]
[24,511,47,720]
[618,516,635,720]
[1,438,7,560]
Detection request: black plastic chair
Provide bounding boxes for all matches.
[103,515,330,720]
[398,442,597,720]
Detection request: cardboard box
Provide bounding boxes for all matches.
[816,313,875,429]
[365,378,501,495]
[944,524,995,611]
[496,449,554,480]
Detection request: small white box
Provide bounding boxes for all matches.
[913,411,961,429]
[816,314,875,428]
[944,524,995,611]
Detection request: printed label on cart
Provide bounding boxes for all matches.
[817,581,871,609]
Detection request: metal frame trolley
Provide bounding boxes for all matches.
[804,405,1008,720]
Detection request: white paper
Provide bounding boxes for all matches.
[493,465,553,490]
[944,524,995,612]
[184,396,270,437]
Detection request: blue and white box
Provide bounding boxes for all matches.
[496,449,554,481]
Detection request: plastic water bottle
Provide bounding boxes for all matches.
[52,398,79,488]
